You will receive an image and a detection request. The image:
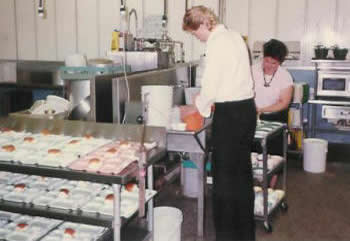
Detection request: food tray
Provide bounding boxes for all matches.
[40,221,108,241]
[0,215,62,241]
[68,140,157,175]
[254,186,285,216]
[81,185,157,218]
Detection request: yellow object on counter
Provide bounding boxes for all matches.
[111,30,120,52]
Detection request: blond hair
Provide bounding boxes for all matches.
[182,5,218,32]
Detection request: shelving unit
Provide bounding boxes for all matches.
[253,120,288,232]
[0,116,167,241]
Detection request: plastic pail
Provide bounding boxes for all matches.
[154,207,183,241]
[303,138,328,173]
[182,160,198,198]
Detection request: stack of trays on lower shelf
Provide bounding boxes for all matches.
[251,152,284,180]
[0,211,108,241]
[0,171,157,219]
[254,187,285,216]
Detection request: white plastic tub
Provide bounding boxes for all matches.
[154,207,183,241]
[303,138,328,173]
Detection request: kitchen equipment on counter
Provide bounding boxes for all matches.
[314,60,350,100]
[309,60,350,144]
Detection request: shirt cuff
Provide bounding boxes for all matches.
[195,95,211,118]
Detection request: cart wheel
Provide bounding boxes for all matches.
[281,202,288,212]
[263,221,273,233]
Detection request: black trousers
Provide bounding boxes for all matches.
[212,98,257,241]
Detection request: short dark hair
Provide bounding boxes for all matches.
[263,39,288,63]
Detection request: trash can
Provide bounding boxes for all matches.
[303,138,328,173]
[182,160,198,198]
[154,206,183,241]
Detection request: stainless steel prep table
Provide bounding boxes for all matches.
[0,116,167,241]
[166,121,211,239]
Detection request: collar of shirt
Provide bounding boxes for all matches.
[207,24,227,44]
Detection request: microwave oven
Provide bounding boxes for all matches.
[317,71,350,98]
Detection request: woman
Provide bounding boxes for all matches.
[253,39,293,123]
[252,39,294,187]
[181,6,256,241]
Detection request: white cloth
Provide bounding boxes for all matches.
[195,25,254,117]
[252,62,293,109]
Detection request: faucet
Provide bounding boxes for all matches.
[128,8,138,38]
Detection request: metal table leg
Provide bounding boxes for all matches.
[190,152,205,238]
[147,165,154,241]
[113,184,122,241]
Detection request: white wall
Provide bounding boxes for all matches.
[0,0,350,65]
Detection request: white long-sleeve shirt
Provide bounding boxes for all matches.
[195,24,254,117]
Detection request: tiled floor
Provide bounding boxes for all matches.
[155,147,350,241]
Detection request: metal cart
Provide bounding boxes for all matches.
[0,116,167,241]
[253,120,288,232]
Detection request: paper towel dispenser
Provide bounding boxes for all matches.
[252,40,301,62]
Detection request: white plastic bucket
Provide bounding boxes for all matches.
[182,160,198,198]
[303,138,328,173]
[154,207,183,241]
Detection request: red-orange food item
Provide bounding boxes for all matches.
[182,111,204,131]
[68,140,80,144]
[23,137,35,143]
[107,148,118,154]
[88,158,100,165]
[16,223,28,230]
[41,129,51,135]
[2,144,15,152]
[1,127,12,132]
[125,182,136,192]
[105,193,114,201]
[120,140,129,146]
[14,183,26,191]
[84,134,93,139]
[48,149,61,154]
[59,188,70,195]
[64,228,76,237]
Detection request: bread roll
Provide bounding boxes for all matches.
[88,158,102,170]
[48,149,61,154]
[1,144,15,152]
[23,137,35,143]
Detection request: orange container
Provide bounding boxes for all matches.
[182,111,204,131]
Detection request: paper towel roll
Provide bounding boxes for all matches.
[293,83,304,103]
[141,85,173,128]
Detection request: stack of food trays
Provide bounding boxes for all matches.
[0,211,108,241]
[251,152,284,180]
[0,128,111,167]
[254,186,285,216]
[255,120,284,139]
[0,171,157,219]
[0,128,157,174]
